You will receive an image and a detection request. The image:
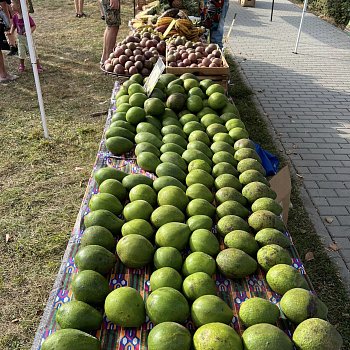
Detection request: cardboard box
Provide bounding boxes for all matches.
[270,166,292,225]
[240,0,256,7]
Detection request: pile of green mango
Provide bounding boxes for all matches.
[42,73,342,350]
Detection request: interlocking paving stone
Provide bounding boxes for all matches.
[227,0,350,284]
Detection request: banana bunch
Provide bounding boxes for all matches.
[175,19,204,41]
[156,16,174,27]
[187,26,206,40]
[134,24,154,32]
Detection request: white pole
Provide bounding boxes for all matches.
[19,0,49,138]
[226,13,237,42]
[224,13,237,49]
[293,0,308,54]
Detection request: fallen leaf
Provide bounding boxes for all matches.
[328,242,339,251]
[11,319,20,323]
[324,217,334,224]
[296,173,303,179]
[305,251,314,261]
[75,167,84,171]
[5,234,10,243]
[90,111,107,117]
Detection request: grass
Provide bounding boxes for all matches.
[289,0,348,29]
[0,0,133,349]
[226,53,350,349]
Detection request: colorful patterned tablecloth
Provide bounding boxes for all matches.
[32,81,311,350]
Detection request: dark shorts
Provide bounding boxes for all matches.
[101,0,121,27]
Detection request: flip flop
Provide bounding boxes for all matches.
[0,74,19,83]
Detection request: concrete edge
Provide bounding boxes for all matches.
[231,54,350,291]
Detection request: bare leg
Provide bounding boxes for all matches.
[98,0,104,17]
[74,0,83,14]
[0,51,7,79]
[74,0,79,14]
[79,0,84,15]
[0,50,18,81]
[102,26,119,63]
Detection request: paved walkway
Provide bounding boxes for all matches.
[226,0,350,284]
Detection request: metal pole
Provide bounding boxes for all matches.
[293,0,308,54]
[134,0,136,18]
[226,13,237,43]
[270,0,275,22]
[19,0,49,138]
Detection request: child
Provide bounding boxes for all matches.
[10,0,42,72]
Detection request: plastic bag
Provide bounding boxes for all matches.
[254,143,279,176]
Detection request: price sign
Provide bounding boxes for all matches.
[144,58,165,96]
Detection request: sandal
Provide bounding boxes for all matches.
[101,15,105,20]
[0,73,19,82]
[80,13,87,17]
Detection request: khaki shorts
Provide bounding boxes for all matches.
[17,34,33,59]
[101,0,121,27]
[17,34,38,59]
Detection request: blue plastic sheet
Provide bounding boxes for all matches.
[254,143,279,176]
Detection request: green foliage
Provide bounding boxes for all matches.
[296,0,350,27]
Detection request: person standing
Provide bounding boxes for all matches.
[10,0,42,72]
[211,0,229,49]
[74,0,86,18]
[0,0,17,55]
[101,0,120,66]
[0,5,17,81]
[0,49,18,81]
[201,0,229,49]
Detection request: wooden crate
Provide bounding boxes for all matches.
[166,54,229,76]
[165,46,229,91]
[240,0,256,7]
[200,75,228,91]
